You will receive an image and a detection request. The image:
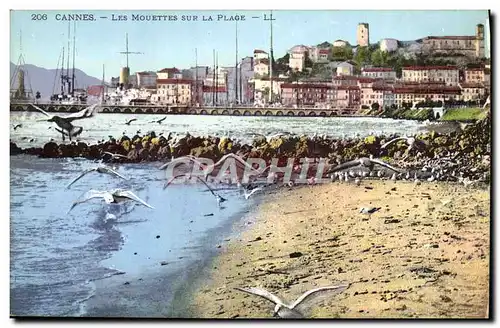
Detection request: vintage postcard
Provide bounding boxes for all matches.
[9,9,491,319]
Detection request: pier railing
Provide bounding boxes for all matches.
[10,101,362,117]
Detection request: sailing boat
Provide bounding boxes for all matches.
[50,21,87,105]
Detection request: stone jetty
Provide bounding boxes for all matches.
[10,112,491,182]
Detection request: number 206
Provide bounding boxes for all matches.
[31,14,47,20]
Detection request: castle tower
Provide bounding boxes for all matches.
[475,23,485,58]
[357,23,370,47]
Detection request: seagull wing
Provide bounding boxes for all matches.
[381,137,406,149]
[159,156,205,170]
[326,159,360,173]
[114,190,154,209]
[291,284,350,316]
[246,187,264,199]
[163,173,189,189]
[67,189,108,213]
[234,287,285,306]
[31,104,52,118]
[370,159,403,173]
[101,167,129,180]
[66,168,96,189]
[65,104,98,121]
[195,176,217,197]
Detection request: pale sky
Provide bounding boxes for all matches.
[10,10,490,79]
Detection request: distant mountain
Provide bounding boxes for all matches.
[10,62,102,100]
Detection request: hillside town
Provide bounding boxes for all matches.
[88,22,491,113]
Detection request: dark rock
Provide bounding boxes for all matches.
[40,141,60,158]
[289,251,303,258]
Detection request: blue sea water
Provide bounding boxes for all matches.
[10,113,438,317]
[10,155,252,317]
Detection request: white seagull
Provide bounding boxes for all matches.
[234,284,350,318]
[66,165,129,189]
[381,136,426,159]
[68,189,154,213]
[102,151,129,160]
[32,104,98,141]
[164,175,227,207]
[327,156,402,174]
[243,186,264,200]
[359,206,381,219]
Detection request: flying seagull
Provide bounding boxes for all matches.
[66,165,129,189]
[68,189,154,213]
[125,118,137,125]
[55,127,83,139]
[13,123,22,130]
[164,175,227,207]
[242,186,264,200]
[150,116,167,124]
[359,206,381,219]
[234,284,349,319]
[102,151,129,161]
[327,156,402,174]
[381,136,425,159]
[31,103,98,141]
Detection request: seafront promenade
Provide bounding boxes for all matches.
[9,101,360,117]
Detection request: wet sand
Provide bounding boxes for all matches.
[192,180,490,319]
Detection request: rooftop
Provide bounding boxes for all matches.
[362,67,395,72]
[156,78,193,84]
[403,66,459,71]
[424,36,477,40]
[158,67,181,74]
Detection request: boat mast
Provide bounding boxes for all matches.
[195,48,198,106]
[60,46,65,94]
[66,21,71,95]
[101,64,105,103]
[269,10,274,104]
[71,21,76,96]
[212,49,215,106]
[215,51,218,106]
[235,21,238,104]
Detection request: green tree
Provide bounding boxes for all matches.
[354,46,371,68]
[371,102,380,111]
[304,52,313,68]
[331,46,353,61]
[371,49,389,67]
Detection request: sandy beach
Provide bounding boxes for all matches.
[192,180,490,319]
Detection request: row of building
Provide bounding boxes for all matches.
[103,63,489,111]
[278,22,488,73]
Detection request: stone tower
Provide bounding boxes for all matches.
[357,23,370,47]
[475,23,485,58]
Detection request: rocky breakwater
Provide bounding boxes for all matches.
[10,113,491,182]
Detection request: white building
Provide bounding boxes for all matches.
[254,59,270,76]
[136,71,157,88]
[309,47,330,63]
[288,45,310,55]
[157,68,183,80]
[380,38,399,52]
[361,67,396,80]
[253,49,269,61]
[333,39,349,48]
[289,52,306,72]
[336,62,354,76]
